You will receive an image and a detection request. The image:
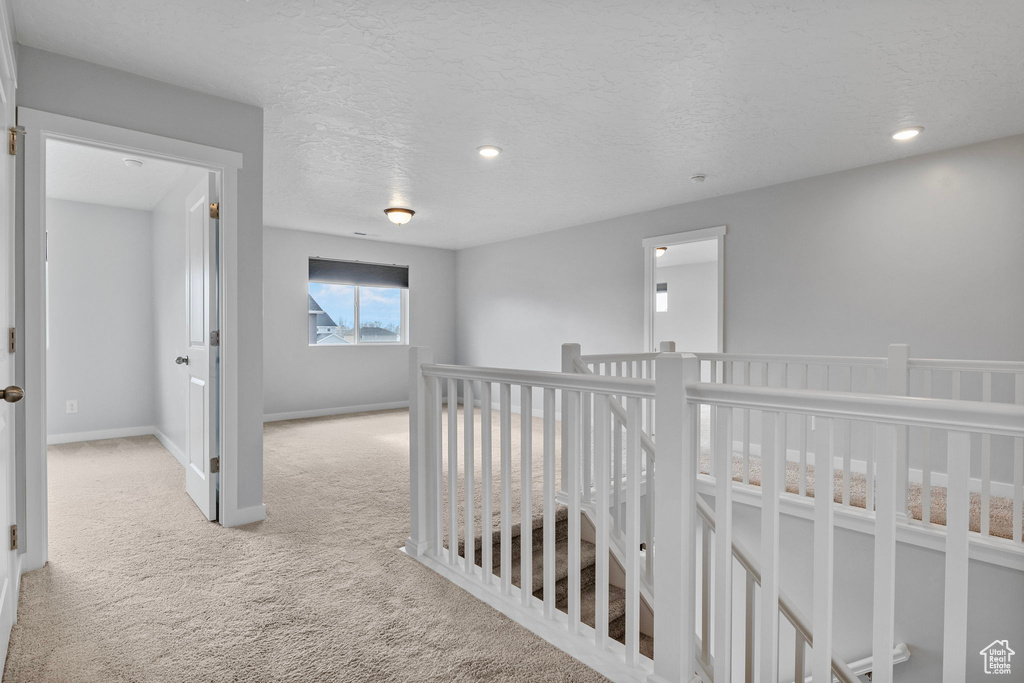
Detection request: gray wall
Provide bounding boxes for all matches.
[152,168,208,460]
[17,46,265,514]
[45,200,156,438]
[456,134,1024,374]
[263,227,456,419]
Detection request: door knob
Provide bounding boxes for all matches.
[1,386,23,403]
[175,356,189,365]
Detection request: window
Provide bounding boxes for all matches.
[655,282,668,312]
[308,258,409,346]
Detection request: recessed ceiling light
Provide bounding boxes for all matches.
[384,207,415,225]
[477,145,502,158]
[892,126,923,141]
[123,158,144,168]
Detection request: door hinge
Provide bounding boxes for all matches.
[7,328,14,354]
[210,330,220,346]
[210,457,220,474]
[8,127,20,156]
[209,203,219,220]
[9,524,17,551]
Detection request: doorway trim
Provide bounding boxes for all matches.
[17,107,244,570]
[642,225,726,354]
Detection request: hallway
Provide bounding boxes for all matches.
[3,411,605,682]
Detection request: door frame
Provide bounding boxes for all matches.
[642,225,726,354]
[17,107,243,570]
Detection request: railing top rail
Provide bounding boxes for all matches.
[687,382,1024,438]
[420,363,656,398]
[692,352,886,368]
[578,352,662,363]
[907,357,1024,373]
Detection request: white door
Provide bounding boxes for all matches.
[183,174,218,521]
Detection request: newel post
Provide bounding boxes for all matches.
[650,352,701,683]
[887,344,910,521]
[659,341,676,353]
[406,346,433,557]
[561,343,581,492]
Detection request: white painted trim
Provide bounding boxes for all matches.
[0,0,16,104]
[18,107,245,560]
[643,226,727,354]
[47,426,156,445]
[153,427,186,467]
[263,401,408,423]
[401,548,652,683]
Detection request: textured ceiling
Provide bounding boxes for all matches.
[13,1,1024,249]
[46,141,190,211]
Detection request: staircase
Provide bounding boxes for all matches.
[458,506,654,659]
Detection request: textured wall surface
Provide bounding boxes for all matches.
[11,0,1024,248]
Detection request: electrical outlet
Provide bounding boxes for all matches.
[66,400,78,414]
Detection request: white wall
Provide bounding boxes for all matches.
[152,168,208,462]
[456,134,1024,374]
[263,227,457,420]
[653,261,717,352]
[45,200,156,439]
[18,46,266,520]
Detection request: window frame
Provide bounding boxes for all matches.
[307,281,410,348]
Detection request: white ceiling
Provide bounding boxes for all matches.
[14,1,1024,249]
[656,240,718,268]
[46,140,190,211]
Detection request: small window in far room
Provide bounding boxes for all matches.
[655,282,668,312]
[308,258,409,346]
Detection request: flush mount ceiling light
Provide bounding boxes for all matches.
[384,207,415,225]
[690,174,706,183]
[656,247,668,258]
[123,158,144,168]
[477,145,502,158]
[892,126,924,141]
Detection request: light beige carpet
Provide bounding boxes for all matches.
[3,411,609,683]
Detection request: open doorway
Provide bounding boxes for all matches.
[42,139,222,526]
[642,226,725,354]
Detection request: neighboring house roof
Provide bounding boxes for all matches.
[308,294,325,313]
[314,311,337,328]
[359,326,399,339]
[316,332,350,344]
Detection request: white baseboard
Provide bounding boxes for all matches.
[47,425,156,445]
[263,401,408,423]
[153,427,185,467]
[222,503,266,527]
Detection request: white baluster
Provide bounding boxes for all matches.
[593,393,611,649]
[542,387,556,618]
[713,406,734,683]
[701,519,710,667]
[743,361,751,484]
[981,372,992,537]
[1015,374,1023,544]
[614,417,623,531]
[567,391,582,633]
[625,397,642,665]
[872,423,898,683]
[922,370,933,525]
[942,431,971,683]
[500,383,512,595]
[582,390,592,506]
[812,417,834,683]
[480,382,493,583]
[745,573,756,683]
[464,380,475,575]
[520,385,532,605]
[448,378,459,565]
[888,344,909,523]
[798,364,808,497]
[432,377,443,554]
[794,636,806,683]
[561,344,580,495]
[760,411,782,683]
